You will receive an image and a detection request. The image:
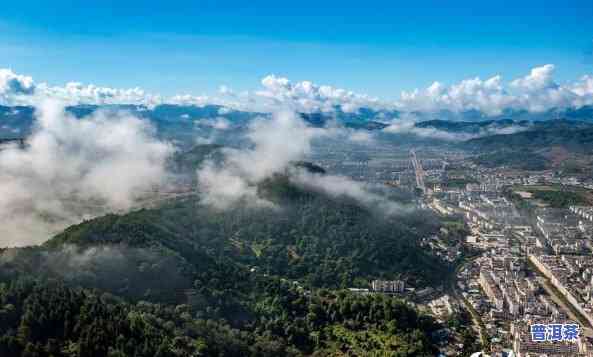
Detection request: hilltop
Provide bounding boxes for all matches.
[0,169,447,356]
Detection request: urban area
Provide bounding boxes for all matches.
[311,143,593,356]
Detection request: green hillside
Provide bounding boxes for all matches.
[463,120,593,169]
[464,120,593,152]
[0,278,440,356]
[0,173,448,356]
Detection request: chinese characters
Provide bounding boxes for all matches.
[530,324,580,342]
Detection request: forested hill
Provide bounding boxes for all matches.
[0,279,440,356]
[464,120,593,152]
[461,120,593,170]
[0,173,448,356]
[45,174,445,293]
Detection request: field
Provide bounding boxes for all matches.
[511,184,593,208]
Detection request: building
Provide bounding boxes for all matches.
[371,280,405,293]
[479,270,504,310]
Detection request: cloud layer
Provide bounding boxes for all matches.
[197,111,325,209]
[0,101,173,247]
[196,110,407,214]
[399,64,593,115]
[2,65,592,116]
[382,115,529,141]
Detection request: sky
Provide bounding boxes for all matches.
[0,0,592,100]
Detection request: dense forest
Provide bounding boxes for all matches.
[0,278,441,356]
[0,169,450,356]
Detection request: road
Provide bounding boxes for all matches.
[410,149,426,193]
[448,258,491,351]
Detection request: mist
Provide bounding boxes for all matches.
[382,117,529,141]
[0,101,174,247]
[196,110,410,213]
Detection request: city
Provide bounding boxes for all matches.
[319,144,593,356]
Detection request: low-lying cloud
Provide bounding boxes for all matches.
[382,117,529,141]
[292,171,408,215]
[0,101,174,247]
[197,111,325,209]
[196,110,408,213]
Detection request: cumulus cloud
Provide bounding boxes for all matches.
[399,75,515,115]
[37,82,163,107]
[0,101,174,247]
[0,66,391,115]
[1,64,593,116]
[0,68,162,108]
[0,69,36,104]
[511,64,557,90]
[398,64,593,115]
[255,75,386,113]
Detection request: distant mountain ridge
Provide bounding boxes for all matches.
[2,103,593,147]
[414,118,531,134]
[464,119,593,152]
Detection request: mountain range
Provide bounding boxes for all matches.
[2,103,593,140]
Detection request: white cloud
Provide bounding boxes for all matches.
[196,110,409,214]
[382,115,529,141]
[0,69,36,104]
[169,94,213,107]
[195,117,232,130]
[348,130,375,143]
[255,75,386,113]
[196,111,326,209]
[398,64,593,114]
[0,100,174,247]
[37,82,162,107]
[291,172,408,215]
[1,65,593,116]
[571,75,593,97]
[399,75,515,115]
[511,64,557,91]
[383,118,474,141]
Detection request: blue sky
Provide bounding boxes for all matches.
[1,0,592,99]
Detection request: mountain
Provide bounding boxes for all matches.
[0,172,447,356]
[410,105,593,122]
[414,118,530,134]
[0,104,263,146]
[464,120,593,152]
[462,120,593,170]
[298,108,396,129]
[0,277,440,356]
[43,173,446,293]
[1,104,399,143]
[168,143,224,176]
[3,102,593,145]
[0,105,35,138]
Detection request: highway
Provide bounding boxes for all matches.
[410,149,426,193]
